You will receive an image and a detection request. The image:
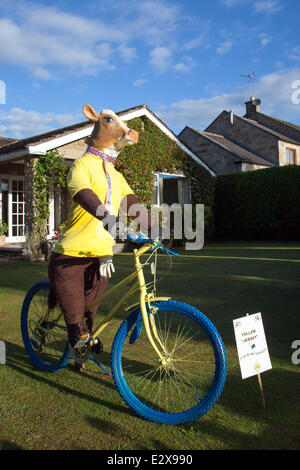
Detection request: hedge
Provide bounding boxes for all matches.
[214,165,300,240]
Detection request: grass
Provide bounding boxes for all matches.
[0,241,300,450]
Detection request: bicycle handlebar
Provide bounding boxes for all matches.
[126,232,179,257]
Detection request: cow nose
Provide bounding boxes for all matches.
[128,128,139,143]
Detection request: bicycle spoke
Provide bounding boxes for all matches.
[118,306,220,415]
[23,284,68,367]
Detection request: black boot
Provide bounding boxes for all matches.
[67,322,90,372]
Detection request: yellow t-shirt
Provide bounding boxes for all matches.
[54,152,133,257]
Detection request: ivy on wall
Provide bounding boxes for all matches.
[26,150,68,256]
[32,149,67,226]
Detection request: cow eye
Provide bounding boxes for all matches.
[104,116,114,123]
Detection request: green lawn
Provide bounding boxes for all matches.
[0,242,300,450]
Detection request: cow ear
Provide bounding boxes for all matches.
[82,104,99,123]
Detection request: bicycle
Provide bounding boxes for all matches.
[21,234,227,425]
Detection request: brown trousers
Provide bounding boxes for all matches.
[48,252,108,343]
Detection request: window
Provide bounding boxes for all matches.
[152,172,190,206]
[0,176,26,241]
[11,179,25,236]
[1,179,9,230]
[286,147,297,165]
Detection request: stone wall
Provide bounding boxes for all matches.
[241,162,269,172]
[254,112,300,143]
[24,157,34,232]
[206,111,279,165]
[58,137,89,160]
[179,127,243,174]
[278,140,300,166]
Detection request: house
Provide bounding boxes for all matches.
[178,97,300,175]
[0,104,214,245]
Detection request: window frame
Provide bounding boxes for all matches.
[152,172,188,207]
[286,147,297,165]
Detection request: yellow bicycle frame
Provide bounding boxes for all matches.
[85,241,171,363]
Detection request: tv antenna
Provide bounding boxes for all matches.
[240,72,256,97]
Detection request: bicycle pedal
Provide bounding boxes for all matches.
[74,334,90,350]
[91,338,103,354]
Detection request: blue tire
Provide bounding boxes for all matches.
[111,300,227,425]
[21,281,69,372]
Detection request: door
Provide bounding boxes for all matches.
[11,179,26,240]
[0,176,26,242]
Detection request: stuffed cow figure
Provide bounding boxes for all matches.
[48,104,152,372]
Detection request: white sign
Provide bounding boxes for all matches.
[233,313,272,379]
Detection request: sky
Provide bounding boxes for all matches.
[0,0,300,139]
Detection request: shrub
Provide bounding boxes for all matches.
[214,166,300,240]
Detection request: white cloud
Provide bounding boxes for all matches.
[133,76,148,87]
[156,68,300,133]
[0,15,116,78]
[216,40,234,55]
[174,63,190,73]
[221,0,283,13]
[0,0,210,79]
[181,36,206,51]
[221,0,249,6]
[174,56,198,74]
[0,0,183,78]
[133,0,181,43]
[287,46,300,63]
[0,107,82,139]
[31,67,58,81]
[149,46,173,72]
[253,1,283,13]
[2,69,300,139]
[181,21,211,52]
[117,45,137,63]
[149,48,197,74]
[254,68,300,116]
[157,93,245,132]
[259,34,272,46]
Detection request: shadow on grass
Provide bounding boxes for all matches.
[0,441,24,450]
[86,416,174,451]
[4,341,300,450]
[182,366,300,450]
[5,341,137,418]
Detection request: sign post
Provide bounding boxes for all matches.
[0,340,5,365]
[233,313,272,408]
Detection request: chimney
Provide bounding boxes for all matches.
[245,97,261,118]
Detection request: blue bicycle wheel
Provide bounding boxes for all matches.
[21,281,69,372]
[111,300,227,425]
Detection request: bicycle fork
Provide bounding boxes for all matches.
[134,249,170,367]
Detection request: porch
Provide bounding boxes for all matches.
[0,159,71,245]
[0,242,24,255]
